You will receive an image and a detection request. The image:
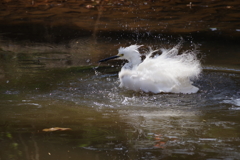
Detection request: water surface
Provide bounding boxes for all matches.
[0,35,240,159]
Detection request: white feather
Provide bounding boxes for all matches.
[117,43,202,94]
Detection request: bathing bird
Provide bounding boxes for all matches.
[99,42,202,94]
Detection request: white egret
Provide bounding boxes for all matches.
[99,42,202,94]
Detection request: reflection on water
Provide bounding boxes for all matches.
[1,0,240,37]
[0,36,240,160]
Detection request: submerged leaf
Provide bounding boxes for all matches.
[42,127,72,132]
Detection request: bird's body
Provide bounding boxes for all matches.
[99,43,202,94]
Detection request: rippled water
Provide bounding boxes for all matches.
[0,36,240,160]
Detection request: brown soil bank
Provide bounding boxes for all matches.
[1,0,240,41]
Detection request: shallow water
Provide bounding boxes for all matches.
[0,36,240,160]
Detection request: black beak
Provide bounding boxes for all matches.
[98,55,120,63]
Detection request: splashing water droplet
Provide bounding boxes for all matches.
[93,63,101,76]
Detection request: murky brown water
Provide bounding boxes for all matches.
[0,0,240,159]
[1,0,240,32]
[0,35,240,160]
[1,0,240,42]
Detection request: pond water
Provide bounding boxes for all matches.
[0,35,240,160]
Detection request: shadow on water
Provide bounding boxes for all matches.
[0,34,240,160]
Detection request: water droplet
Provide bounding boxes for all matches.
[210,28,217,31]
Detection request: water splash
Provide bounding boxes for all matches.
[92,63,102,76]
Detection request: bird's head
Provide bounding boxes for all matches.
[99,45,143,64]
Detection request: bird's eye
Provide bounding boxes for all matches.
[120,54,124,57]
